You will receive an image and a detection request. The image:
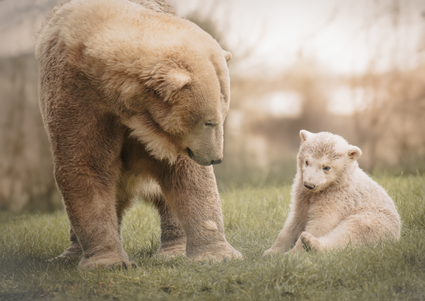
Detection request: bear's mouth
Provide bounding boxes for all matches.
[187,148,194,159]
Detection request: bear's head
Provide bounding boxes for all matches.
[121,48,232,166]
[144,51,231,166]
[74,8,233,166]
[297,130,362,192]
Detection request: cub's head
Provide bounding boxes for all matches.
[297,130,362,192]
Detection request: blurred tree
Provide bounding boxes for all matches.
[0,54,61,212]
[351,0,425,170]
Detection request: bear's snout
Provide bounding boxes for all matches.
[211,159,222,165]
[304,182,316,190]
[187,148,223,166]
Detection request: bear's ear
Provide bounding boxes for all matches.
[347,145,362,161]
[223,50,232,62]
[144,62,191,103]
[300,130,313,143]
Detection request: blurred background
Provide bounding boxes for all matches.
[0,0,424,212]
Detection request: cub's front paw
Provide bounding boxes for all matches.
[289,238,305,254]
[300,232,323,252]
[263,247,283,256]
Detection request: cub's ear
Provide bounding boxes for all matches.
[300,130,313,143]
[144,62,191,103]
[347,145,362,161]
[223,50,232,62]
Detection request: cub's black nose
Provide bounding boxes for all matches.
[211,159,222,165]
[304,183,316,190]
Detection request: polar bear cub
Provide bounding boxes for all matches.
[264,130,400,255]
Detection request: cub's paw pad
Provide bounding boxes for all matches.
[300,232,321,252]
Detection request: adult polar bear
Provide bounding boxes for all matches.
[36,0,241,268]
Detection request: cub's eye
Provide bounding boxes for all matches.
[323,166,331,171]
[205,122,213,126]
[306,160,309,166]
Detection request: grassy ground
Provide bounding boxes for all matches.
[1,173,425,301]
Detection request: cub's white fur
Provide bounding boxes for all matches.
[265,130,401,254]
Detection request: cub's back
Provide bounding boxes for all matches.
[351,168,399,214]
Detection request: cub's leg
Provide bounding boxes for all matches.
[151,195,187,257]
[155,156,242,261]
[290,207,345,253]
[299,232,322,252]
[298,214,394,252]
[264,203,308,256]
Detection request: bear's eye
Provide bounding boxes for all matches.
[205,122,214,127]
[306,160,309,166]
[323,166,331,171]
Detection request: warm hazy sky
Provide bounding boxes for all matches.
[170,0,425,76]
[0,0,423,77]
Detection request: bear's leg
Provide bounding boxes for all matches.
[155,156,242,261]
[50,119,134,268]
[112,191,139,268]
[152,195,187,257]
[116,191,133,240]
[57,177,131,269]
[49,227,83,262]
[56,227,83,259]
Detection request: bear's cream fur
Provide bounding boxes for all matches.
[264,130,400,255]
[36,0,241,268]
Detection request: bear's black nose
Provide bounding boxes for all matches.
[211,159,222,165]
[304,183,316,190]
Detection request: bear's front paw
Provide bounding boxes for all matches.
[300,232,323,252]
[79,254,137,270]
[156,239,186,258]
[187,242,242,262]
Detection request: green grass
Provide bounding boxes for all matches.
[1,173,425,300]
